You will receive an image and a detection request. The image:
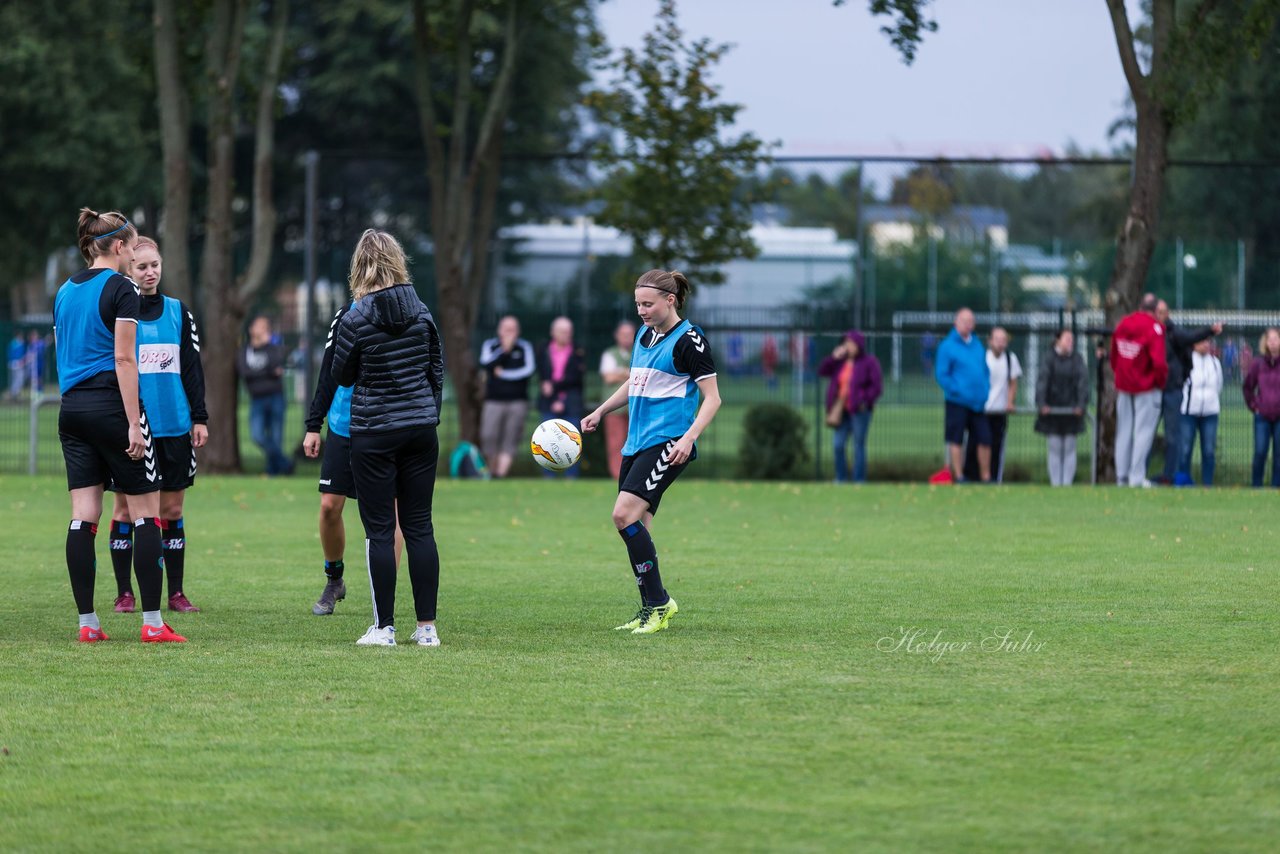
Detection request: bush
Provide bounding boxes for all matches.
[738,403,809,480]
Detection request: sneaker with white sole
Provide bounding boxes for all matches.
[356,625,396,646]
[409,625,440,647]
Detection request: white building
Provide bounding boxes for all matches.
[490,220,857,311]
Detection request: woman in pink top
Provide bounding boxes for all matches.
[536,316,586,478]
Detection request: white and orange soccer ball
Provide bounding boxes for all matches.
[530,418,582,472]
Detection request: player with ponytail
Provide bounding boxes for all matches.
[106,236,209,615]
[582,269,722,635]
[54,209,185,642]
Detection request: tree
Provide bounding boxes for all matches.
[833,0,937,64]
[0,2,155,299]
[153,0,291,471]
[409,0,597,444]
[1096,0,1277,480]
[588,0,772,288]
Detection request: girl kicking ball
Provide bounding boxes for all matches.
[582,269,721,635]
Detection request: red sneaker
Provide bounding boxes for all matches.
[113,591,136,613]
[141,623,187,643]
[168,592,201,613]
[78,626,109,643]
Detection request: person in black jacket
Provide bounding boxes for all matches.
[1150,300,1221,483]
[478,315,535,477]
[238,316,293,476]
[536,316,586,478]
[1034,329,1090,486]
[331,229,444,647]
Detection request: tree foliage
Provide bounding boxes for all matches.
[588,0,771,288]
[0,1,155,284]
[833,0,937,64]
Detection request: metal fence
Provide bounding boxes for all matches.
[8,309,1280,485]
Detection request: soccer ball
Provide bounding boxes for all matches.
[530,419,582,472]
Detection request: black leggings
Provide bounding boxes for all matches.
[350,425,441,628]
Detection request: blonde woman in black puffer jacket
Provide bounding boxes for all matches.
[332,229,444,648]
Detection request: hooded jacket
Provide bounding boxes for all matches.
[1111,311,1167,393]
[331,283,444,434]
[1243,353,1280,421]
[1181,350,1222,417]
[935,328,990,412]
[818,330,883,413]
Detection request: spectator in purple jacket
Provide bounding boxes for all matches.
[819,330,883,483]
[1243,327,1280,487]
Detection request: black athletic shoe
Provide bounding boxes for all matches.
[312,578,346,615]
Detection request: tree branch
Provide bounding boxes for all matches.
[1106,0,1147,102]
[153,0,192,305]
[238,0,289,304]
[411,0,447,215]
[469,2,522,194]
[445,0,477,224]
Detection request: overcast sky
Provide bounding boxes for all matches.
[596,0,1136,158]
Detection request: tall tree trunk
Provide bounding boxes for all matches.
[1099,0,1173,483]
[199,0,250,473]
[412,0,522,444]
[152,0,193,306]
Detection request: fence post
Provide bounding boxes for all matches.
[28,389,41,476]
[814,368,823,482]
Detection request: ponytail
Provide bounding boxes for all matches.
[635,268,692,311]
[77,207,136,264]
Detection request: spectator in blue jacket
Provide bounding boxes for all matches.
[935,308,992,482]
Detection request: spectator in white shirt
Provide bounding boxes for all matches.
[1177,338,1223,486]
[965,327,1022,483]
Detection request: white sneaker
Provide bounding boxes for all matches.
[356,625,396,646]
[410,625,440,647]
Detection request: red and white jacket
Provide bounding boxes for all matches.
[1111,311,1168,393]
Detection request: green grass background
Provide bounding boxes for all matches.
[1,475,1278,851]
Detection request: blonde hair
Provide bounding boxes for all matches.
[134,236,160,254]
[349,229,411,299]
[77,207,137,264]
[1260,328,1280,358]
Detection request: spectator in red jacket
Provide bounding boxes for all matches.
[1110,293,1167,487]
[1243,327,1280,487]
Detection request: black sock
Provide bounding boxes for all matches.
[324,559,344,580]
[164,517,185,595]
[109,521,133,596]
[66,521,99,614]
[618,521,668,606]
[133,517,164,613]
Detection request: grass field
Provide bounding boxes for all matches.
[1,475,1278,851]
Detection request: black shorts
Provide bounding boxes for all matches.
[60,405,162,495]
[618,440,694,516]
[319,432,357,498]
[944,401,992,447]
[108,435,196,493]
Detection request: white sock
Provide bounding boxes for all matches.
[79,612,100,630]
[142,610,164,628]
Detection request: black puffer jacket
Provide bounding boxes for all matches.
[332,283,444,434]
